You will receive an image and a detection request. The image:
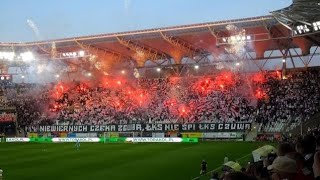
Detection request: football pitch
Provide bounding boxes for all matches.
[0,142,266,180]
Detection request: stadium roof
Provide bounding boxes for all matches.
[0,15,276,46]
[0,15,319,69]
[271,0,320,30]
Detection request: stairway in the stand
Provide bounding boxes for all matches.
[288,111,320,135]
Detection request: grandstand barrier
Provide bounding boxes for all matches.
[2,137,198,143]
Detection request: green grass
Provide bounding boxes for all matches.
[0,142,266,180]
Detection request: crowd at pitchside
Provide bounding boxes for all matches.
[0,69,320,133]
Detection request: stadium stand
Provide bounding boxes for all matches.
[0,68,319,136]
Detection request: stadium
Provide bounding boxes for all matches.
[1,0,320,179]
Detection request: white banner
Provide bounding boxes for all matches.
[6,138,30,142]
[52,138,100,143]
[125,137,183,143]
[75,133,98,138]
[202,132,238,138]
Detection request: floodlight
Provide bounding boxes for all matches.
[21,51,34,62]
[313,21,320,31]
[79,51,85,57]
[156,68,161,72]
[194,65,199,69]
[0,52,15,61]
[8,52,15,61]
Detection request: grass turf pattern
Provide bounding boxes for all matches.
[0,142,263,180]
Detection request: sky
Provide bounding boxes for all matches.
[0,0,292,42]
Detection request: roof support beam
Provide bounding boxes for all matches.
[75,40,126,61]
[90,44,132,61]
[160,31,201,57]
[116,36,171,67]
[159,31,209,64]
[207,26,218,39]
[307,46,319,66]
[74,40,129,71]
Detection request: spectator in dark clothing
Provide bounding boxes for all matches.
[278,143,295,156]
[302,135,316,174]
[223,172,257,180]
[286,152,313,180]
[210,171,219,180]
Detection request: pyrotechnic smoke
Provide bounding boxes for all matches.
[225,24,246,57]
[124,0,132,14]
[220,24,259,101]
[27,19,41,40]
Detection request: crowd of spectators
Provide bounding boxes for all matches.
[257,70,320,132]
[0,69,319,133]
[201,127,320,180]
